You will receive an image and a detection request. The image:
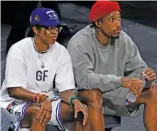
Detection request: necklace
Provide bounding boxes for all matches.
[33,43,48,53]
[37,52,49,68]
[33,38,49,68]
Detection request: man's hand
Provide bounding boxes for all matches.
[142,68,156,82]
[73,99,88,126]
[37,97,52,125]
[121,78,144,96]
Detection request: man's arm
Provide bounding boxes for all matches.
[123,36,155,86]
[8,87,35,101]
[55,48,77,103]
[67,41,122,93]
[5,56,43,102]
[4,46,45,102]
[124,37,147,78]
[55,48,88,125]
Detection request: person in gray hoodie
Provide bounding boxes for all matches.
[67,1,157,131]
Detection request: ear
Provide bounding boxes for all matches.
[95,20,100,28]
[32,26,38,35]
[95,21,100,28]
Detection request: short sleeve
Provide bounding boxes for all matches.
[4,45,27,89]
[55,48,75,92]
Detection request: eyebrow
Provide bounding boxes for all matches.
[108,12,121,18]
[108,14,121,18]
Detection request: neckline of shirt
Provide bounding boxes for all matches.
[90,26,111,49]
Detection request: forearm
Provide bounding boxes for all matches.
[7,87,36,102]
[77,72,122,93]
[125,67,145,78]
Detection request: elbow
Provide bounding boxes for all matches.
[80,74,104,92]
[7,88,17,98]
[78,76,94,90]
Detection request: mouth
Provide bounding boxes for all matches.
[114,29,121,34]
[52,37,57,40]
[49,36,57,40]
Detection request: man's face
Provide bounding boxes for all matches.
[98,11,121,38]
[37,26,61,45]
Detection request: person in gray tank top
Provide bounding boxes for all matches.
[67,1,157,131]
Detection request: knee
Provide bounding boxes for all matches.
[86,89,103,108]
[146,85,157,103]
[151,85,157,97]
[20,104,40,128]
[26,104,40,117]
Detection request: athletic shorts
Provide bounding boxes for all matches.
[6,98,66,131]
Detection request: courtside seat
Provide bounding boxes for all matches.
[1,60,121,131]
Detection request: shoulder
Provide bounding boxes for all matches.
[119,30,135,45]
[67,25,94,50]
[7,37,32,57]
[5,37,33,65]
[53,42,70,59]
[117,30,137,49]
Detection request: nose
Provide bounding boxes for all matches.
[115,18,121,27]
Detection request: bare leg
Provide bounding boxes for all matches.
[60,101,92,131]
[143,104,157,131]
[21,99,92,131]
[20,104,46,131]
[130,84,157,131]
[78,89,105,131]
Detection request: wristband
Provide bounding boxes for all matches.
[33,93,39,103]
[69,95,80,107]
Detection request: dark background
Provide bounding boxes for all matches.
[1,1,157,28]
